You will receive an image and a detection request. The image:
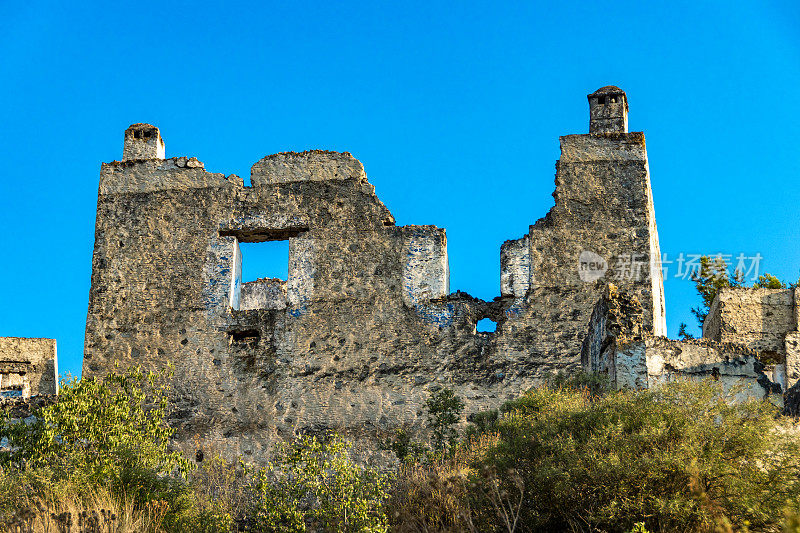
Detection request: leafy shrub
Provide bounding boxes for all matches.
[251,432,389,532]
[382,388,466,463]
[0,367,200,529]
[0,367,189,494]
[465,409,499,438]
[381,428,428,463]
[754,273,787,289]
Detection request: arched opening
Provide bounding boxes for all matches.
[477,318,497,333]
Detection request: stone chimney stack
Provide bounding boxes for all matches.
[588,86,628,133]
[123,123,165,160]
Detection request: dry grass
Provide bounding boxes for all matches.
[387,433,501,533]
[2,488,168,532]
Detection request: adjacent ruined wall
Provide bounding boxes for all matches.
[704,287,797,354]
[583,286,783,405]
[84,87,666,462]
[580,284,646,387]
[0,338,58,396]
[704,287,800,388]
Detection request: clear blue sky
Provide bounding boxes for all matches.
[1,1,799,379]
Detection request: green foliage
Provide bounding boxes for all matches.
[0,367,190,504]
[381,428,427,463]
[465,409,499,438]
[754,272,787,289]
[689,255,788,327]
[382,388,466,462]
[0,369,397,532]
[677,322,694,340]
[543,370,611,396]
[690,255,743,327]
[425,388,465,455]
[464,380,800,532]
[9,366,800,532]
[389,379,800,532]
[251,432,389,532]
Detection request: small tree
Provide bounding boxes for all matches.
[677,322,694,340]
[381,388,466,462]
[753,273,786,289]
[381,428,427,463]
[425,388,465,455]
[690,255,743,327]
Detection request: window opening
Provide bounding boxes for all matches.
[477,318,497,333]
[239,240,289,283]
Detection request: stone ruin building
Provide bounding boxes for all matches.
[704,286,800,390]
[79,86,672,460]
[3,85,789,461]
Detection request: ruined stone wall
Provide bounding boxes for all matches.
[84,150,498,461]
[703,287,800,388]
[703,287,798,354]
[583,286,783,405]
[0,337,58,396]
[84,87,666,462]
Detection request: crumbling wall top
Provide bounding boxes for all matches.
[251,150,367,186]
[99,158,235,195]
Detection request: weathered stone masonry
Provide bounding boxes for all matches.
[703,286,800,391]
[0,337,58,397]
[83,86,666,461]
[582,285,783,406]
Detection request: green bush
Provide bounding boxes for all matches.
[391,379,800,532]
[381,388,466,463]
[0,367,210,530]
[5,366,799,532]
[473,380,800,532]
[251,432,389,532]
[0,367,394,532]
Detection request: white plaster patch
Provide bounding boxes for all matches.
[402,229,449,307]
[500,236,530,297]
[230,240,242,310]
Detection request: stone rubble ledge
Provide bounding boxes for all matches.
[251,150,367,186]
